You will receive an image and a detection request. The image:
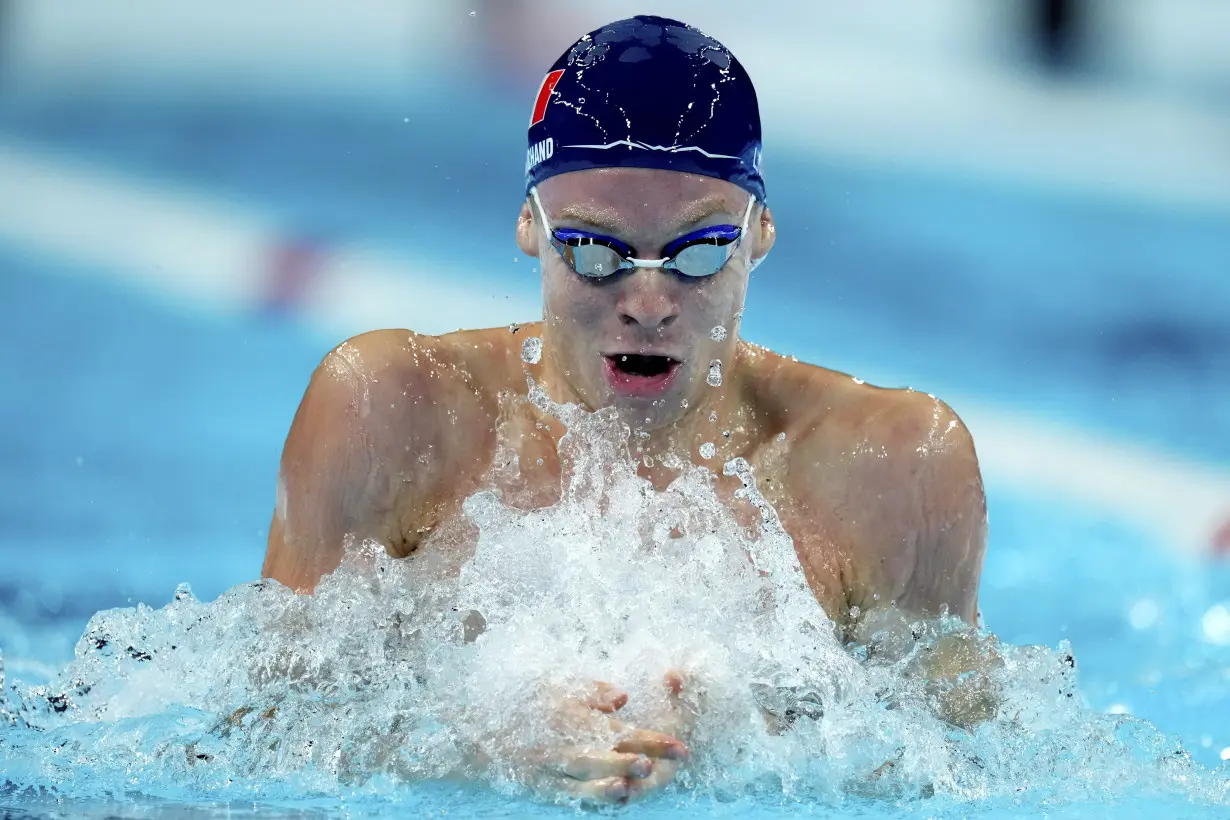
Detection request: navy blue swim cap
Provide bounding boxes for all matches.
[525,15,765,203]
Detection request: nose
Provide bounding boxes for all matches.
[617,268,679,330]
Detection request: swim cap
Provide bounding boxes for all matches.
[525,15,766,203]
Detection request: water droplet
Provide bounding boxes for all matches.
[521,336,543,364]
[75,456,84,466]
[709,410,718,423]
[852,377,865,385]
[849,605,861,619]
[699,442,716,460]
[680,399,689,409]
[1222,747,1230,761]
[709,325,728,342]
[706,359,723,387]
[776,432,786,442]
[536,458,544,466]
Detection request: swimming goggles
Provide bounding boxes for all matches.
[530,187,756,279]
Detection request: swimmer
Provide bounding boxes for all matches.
[263,15,989,804]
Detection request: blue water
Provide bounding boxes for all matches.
[2,96,1230,816]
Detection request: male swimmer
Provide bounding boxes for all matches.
[263,15,989,804]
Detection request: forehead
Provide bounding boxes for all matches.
[536,167,748,233]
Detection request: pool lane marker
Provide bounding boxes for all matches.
[1,138,1228,555]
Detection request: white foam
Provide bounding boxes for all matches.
[2,397,1226,807]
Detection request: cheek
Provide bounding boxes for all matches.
[687,274,747,322]
[543,268,605,330]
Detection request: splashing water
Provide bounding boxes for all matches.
[520,336,543,365]
[2,394,1228,813]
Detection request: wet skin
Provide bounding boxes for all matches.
[262,168,988,803]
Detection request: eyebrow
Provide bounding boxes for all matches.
[555,196,738,234]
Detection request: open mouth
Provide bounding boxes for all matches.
[604,354,682,397]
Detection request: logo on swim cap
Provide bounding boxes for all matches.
[525,15,766,203]
[530,69,565,127]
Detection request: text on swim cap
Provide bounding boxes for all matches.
[526,138,555,174]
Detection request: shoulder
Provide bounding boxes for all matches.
[778,362,978,482]
[308,326,521,408]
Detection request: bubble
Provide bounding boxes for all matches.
[1128,599,1160,630]
[1201,604,1230,645]
[699,442,716,460]
[520,336,543,365]
[709,326,728,342]
[706,359,723,387]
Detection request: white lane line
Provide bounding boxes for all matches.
[958,402,1230,556]
[0,141,542,335]
[1,139,1226,553]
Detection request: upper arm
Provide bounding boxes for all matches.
[856,395,987,622]
[261,333,434,592]
[793,392,987,625]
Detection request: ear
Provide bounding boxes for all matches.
[751,205,776,267]
[516,200,539,258]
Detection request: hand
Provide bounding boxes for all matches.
[534,672,693,805]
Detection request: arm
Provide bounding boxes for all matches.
[847,394,996,727]
[793,390,995,726]
[847,393,987,622]
[261,331,455,592]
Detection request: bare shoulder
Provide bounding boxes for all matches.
[757,352,986,622]
[755,348,977,478]
[309,325,522,410]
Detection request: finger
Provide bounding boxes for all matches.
[585,681,628,713]
[655,668,695,738]
[559,751,653,781]
[610,724,690,761]
[664,669,685,698]
[555,775,629,805]
[626,759,679,803]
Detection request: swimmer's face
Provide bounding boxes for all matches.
[517,167,775,427]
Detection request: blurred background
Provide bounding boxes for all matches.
[2,0,1230,761]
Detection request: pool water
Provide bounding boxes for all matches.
[3,99,1230,817]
